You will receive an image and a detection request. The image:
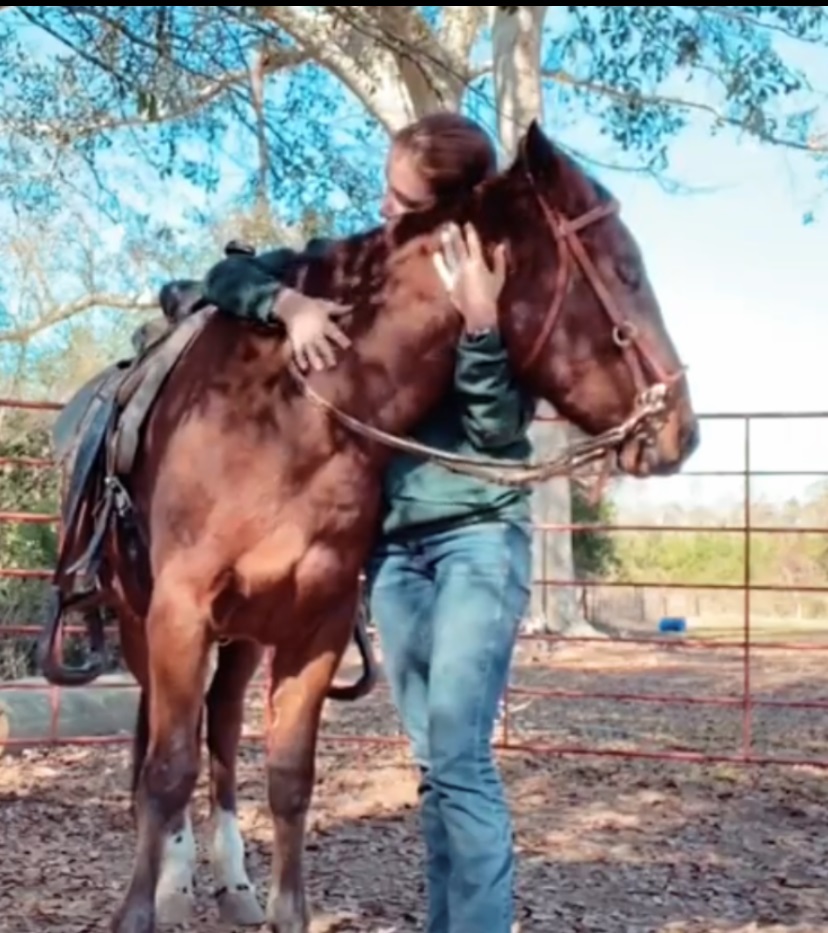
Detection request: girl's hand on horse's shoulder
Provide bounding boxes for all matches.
[273,287,352,372]
[433,222,506,334]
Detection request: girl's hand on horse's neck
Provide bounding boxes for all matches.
[433,221,506,334]
[274,286,352,372]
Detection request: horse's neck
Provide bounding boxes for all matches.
[361,305,459,438]
[295,218,472,450]
[307,289,458,444]
[293,229,459,434]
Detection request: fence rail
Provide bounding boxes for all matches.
[2,398,827,767]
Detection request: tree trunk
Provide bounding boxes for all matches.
[269,5,596,636]
[491,6,597,637]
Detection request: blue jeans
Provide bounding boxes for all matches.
[366,520,532,933]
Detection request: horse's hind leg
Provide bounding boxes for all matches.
[112,573,210,933]
[131,689,149,808]
[265,593,358,933]
[207,640,266,925]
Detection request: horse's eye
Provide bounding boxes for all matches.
[615,257,641,289]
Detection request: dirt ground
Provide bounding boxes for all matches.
[1,637,828,932]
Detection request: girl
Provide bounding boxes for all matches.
[204,112,533,933]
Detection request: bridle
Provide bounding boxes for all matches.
[289,167,685,488]
[520,165,683,402]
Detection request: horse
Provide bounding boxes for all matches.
[40,244,378,929]
[41,119,698,933]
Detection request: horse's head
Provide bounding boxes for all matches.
[487,120,699,477]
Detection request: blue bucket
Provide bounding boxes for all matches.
[658,616,687,634]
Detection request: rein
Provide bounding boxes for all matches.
[288,170,682,489]
[290,362,667,487]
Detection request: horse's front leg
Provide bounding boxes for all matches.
[265,593,358,933]
[129,688,199,924]
[111,573,211,933]
[207,639,266,925]
[124,626,200,926]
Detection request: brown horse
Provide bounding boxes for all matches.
[47,119,698,933]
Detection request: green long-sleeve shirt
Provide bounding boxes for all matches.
[203,240,534,538]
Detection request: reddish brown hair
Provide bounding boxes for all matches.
[392,112,497,201]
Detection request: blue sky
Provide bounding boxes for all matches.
[597,107,828,513]
[583,114,826,513]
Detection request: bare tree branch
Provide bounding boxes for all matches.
[259,5,472,128]
[542,67,828,153]
[439,7,487,62]
[5,41,308,142]
[259,6,413,128]
[358,6,468,105]
[1,293,157,346]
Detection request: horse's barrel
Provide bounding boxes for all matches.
[224,239,256,256]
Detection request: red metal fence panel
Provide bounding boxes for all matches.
[2,398,826,767]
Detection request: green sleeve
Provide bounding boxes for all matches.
[203,237,334,325]
[453,330,535,449]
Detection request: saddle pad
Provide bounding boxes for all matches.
[54,363,131,560]
[113,307,212,475]
[53,362,130,468]
[53,307,213,576]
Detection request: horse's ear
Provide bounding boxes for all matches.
[518,118,557,173]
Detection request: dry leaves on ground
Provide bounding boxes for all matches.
[1,638,827,932]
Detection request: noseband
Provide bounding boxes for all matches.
[521,168,684,400]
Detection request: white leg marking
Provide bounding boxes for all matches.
[155,809,196,924]
[212,807,250,889]
[212,807,265,925]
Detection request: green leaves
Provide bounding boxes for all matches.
[553,5,825,159]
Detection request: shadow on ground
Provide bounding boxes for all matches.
[1,734,827,932]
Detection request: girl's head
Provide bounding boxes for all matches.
[381,112,497,219]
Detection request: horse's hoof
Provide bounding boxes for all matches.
[111,904,154,933]
[155,889,194,926]
[216,887,266,925]
[266,890,309,933]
